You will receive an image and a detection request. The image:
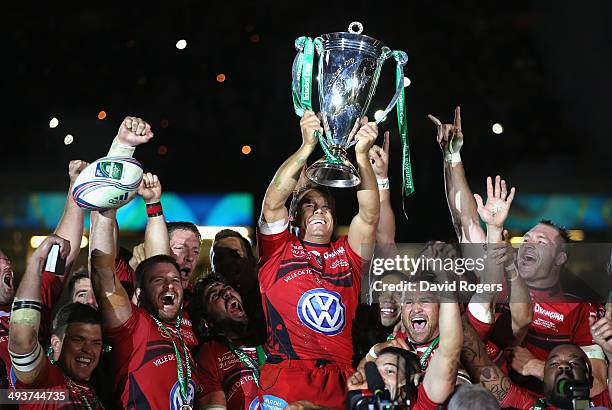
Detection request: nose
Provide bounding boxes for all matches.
[558,363,571,373]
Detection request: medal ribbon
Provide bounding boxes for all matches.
[227,340,267,405]
[418,336,439,369]
[292,36,341,165]
[153,310,192,406]
[393,50,414,197]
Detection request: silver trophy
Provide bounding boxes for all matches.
[292,22,408,188]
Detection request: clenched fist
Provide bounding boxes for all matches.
[116,116,154,148]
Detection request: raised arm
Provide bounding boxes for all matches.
[460,315,512,403]
[261,111,321,225]
[422,293,463,404]
[9,235,70,384]
[348,118,380,259]
[589,298,612,398]
[428,107,485,244]
[369,131,395,246]
[89,209,132,328]
[138,172,171,258]
[54,160,89,271]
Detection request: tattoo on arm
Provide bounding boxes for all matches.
[461,316,511,402]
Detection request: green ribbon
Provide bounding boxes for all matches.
[226,340,266,388]
[532,398,547,410]
[292,36,341,165]
[419,336,439,369]
[394,51,414,197]
[152,311,192,406]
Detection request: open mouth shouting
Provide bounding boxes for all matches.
[519,247,539,267]
[410,315,428,334]
[308,217,327,226]
[226,297,245,318]
[160,292,178,309]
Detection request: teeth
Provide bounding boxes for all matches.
[309,220,325,225]
[380,308,395,313]
[76,357,91,364]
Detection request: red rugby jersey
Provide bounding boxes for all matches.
[523,287,598,361]
[257,229,366,364]
[0,304,10,383]
[15,357,102,410]
[197,339,259,410]
[500,382,612,409]
[105,306,201,409]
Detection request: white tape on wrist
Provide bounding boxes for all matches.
[368,345,379,359]
[258,217,288,235]
[468,303,495,324]
[377,178,390,190]
[108,138,136,157]
[444,151,462,164]
[581,344,606,361]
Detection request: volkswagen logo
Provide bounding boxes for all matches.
[297,288,345,336]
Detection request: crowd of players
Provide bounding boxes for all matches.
[0,108,610,410]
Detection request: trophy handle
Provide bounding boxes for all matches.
[373,50,409,125]
[291,36,309,117]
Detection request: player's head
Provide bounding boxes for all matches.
[0,249,14,305]
[210,229,257,291]
[377,270,405,328]
[400,272,440,345]
[543,343,592,408]
[376,347,421,400]
[447,384,499,410]
[68,270,97,309]
[167,221,201,288]
[50,303,103,383]
[291,187,336,244]
[518,220,569,287]
[135,255,184,323]
[194,273,248,339]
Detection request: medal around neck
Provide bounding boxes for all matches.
[292,22,409,188]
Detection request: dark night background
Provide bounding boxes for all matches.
[3,0,611,244]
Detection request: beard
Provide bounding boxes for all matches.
[211,317,249,340]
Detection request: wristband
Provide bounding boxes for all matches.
[146,202,163,218]
[444,151,462,164]
[377,178,390,190]
[108,137,136,157]
[368,345,379,359]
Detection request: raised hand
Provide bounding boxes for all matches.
[300,110,323,148]
[589,298,612,355]
[428,106,464,154]
[474,175,516,229]
[369,131,390,179]
[138,172,162,204]
[354,117,378,155]
[68,160,89,184]
[31,234,71,264]
[116,116,154,148]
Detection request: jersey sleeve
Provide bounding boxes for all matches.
[104,306,146,368]
[256,220,290,290]
[466,305,495,342]
[337,235,367,290]
[196,343,223,395]
[15,356,62,389]
[571,302,597,346]
[499,383,539,409]
[412,383,441,410]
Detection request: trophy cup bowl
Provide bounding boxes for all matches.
[292,22,408,188]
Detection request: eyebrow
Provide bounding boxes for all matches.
[382,362,399,368]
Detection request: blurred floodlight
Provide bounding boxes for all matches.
[404,77,411,87]
[49,117,59,128]
[176,39,187,50]
[196,226,251,242]
[64,134,74,145]
[492,123,504,134]
[374,110,386,122]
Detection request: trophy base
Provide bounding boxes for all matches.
[306,157,361,188]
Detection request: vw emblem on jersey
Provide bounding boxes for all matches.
[297,288,346,336]
[169,379,196,410]
[249,395,288,410]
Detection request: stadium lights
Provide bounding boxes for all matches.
[49,117,59,128]
[176,39,187,50]
[492,123,504,134]
[374,110,386,122]
[567,229,585,241]
[196,226,251,242]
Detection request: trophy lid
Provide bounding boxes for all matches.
[318,22,388,58]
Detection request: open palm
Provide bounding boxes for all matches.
[474,175,516,228]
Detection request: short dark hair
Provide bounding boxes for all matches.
[377,347,421,398]
[213,229,254,260]
[167,221,201,243]
[67,271,90,298]
[135,254,182,290]
[290,186,337,228]
[539,219,571,244]
[52,303,101,337]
